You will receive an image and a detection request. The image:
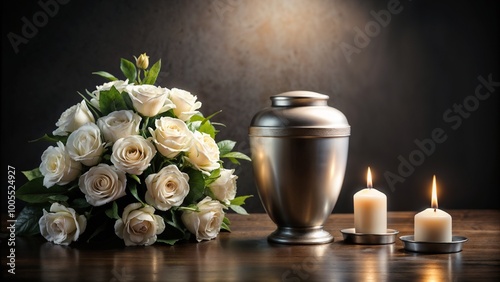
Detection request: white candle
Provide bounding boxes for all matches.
[354,167,387,234]
[414,175,452,242]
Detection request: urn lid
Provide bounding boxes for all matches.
[249,91,350,137]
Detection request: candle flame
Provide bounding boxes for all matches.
[431,175,438,210]
[367,167,373,188]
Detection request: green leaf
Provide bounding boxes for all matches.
[168,209,186,233]
[156,109,175,119]
[211,122,226,128]
[120,58,137,82]
[22,168,42,181]
[230,195,253,206]
[221,220,231,232]
[143,59,161,85]
[128,182,143,204]
[198,120,216,139]
[129,174,141,184]
[189,114,204,122]
[99,86,128,116]
[92,71,118,81]
[78,91,102,119]
[15,205,46,236]
[157,210,188,244]
[184,169,205,204]
[16,178,68,204]
[178,204,199,212]
[190,111,221,125]
[187,120,201,132]
[221,152,251,162]
[71,198,91,209]
[229,205,249,215]
[86,221,108,243]
[157,238,180,245]
[121,91,134,110]
[205,168,221,186]
[47,195,69,202]
[217,140,236,156]
[201,110,222,124]
[29,134,67,144]
[105,202,120,219]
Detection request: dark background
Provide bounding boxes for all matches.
[2,0,499,215]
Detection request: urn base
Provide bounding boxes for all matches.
[268,226,334,245]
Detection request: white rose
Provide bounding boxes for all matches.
[90,79,130,110]
[78,164,127,206]
[114,203,165,246]
[126,84,175,117]
[145,164,190,211]
[53,100,95,136]
[181,196,225,242]
[208,169,237,205]
[39,203,87,245]
[186,131,220,172]
[169,88,202,121]
[149,117,193,158]
[66,123,105,166]
[111,135,156,175]
[39,141,82,188]
[97,110,141,143]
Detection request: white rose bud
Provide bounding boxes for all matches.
[39,141,82,188]
[39,203,87,246]
[111,135,156,175]
[181,196,225,242]
[114,203,165,246]
[169,88,202,121]
[53,100,95,136]
[149,117,193,159]
[145,164,190,211]
[186,131,220,172]
[90,80,130,110]
[97,110,141,143]
[66,123,105,166]
[209,169,238,205]
[78,164,127,206]
[135,53,149,70]
[126,85,175,117]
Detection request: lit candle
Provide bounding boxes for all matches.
[414,175,452,242]
[353,167,387,234]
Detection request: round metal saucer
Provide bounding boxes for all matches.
[340,228,399,245]
[399,235,468,253]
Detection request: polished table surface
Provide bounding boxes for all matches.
[2,210,499,281]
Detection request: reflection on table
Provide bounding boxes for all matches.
[1,210,499,281]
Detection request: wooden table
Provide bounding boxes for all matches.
[2,210,499,281]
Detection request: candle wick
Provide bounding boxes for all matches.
[434,208,436,212]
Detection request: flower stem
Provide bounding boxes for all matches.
[137,69,142,84]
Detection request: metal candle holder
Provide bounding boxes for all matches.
[399,235,468,253]
[341,228,399,245]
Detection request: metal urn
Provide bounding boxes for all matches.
[249,91,350,244]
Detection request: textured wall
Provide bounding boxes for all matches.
[2,0,499,214]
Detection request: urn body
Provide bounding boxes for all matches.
[249,91,350,244]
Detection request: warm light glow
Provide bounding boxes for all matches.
[431,175,438,210]
[367,167,373,188]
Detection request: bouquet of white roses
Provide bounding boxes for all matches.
[16,53,252,246]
